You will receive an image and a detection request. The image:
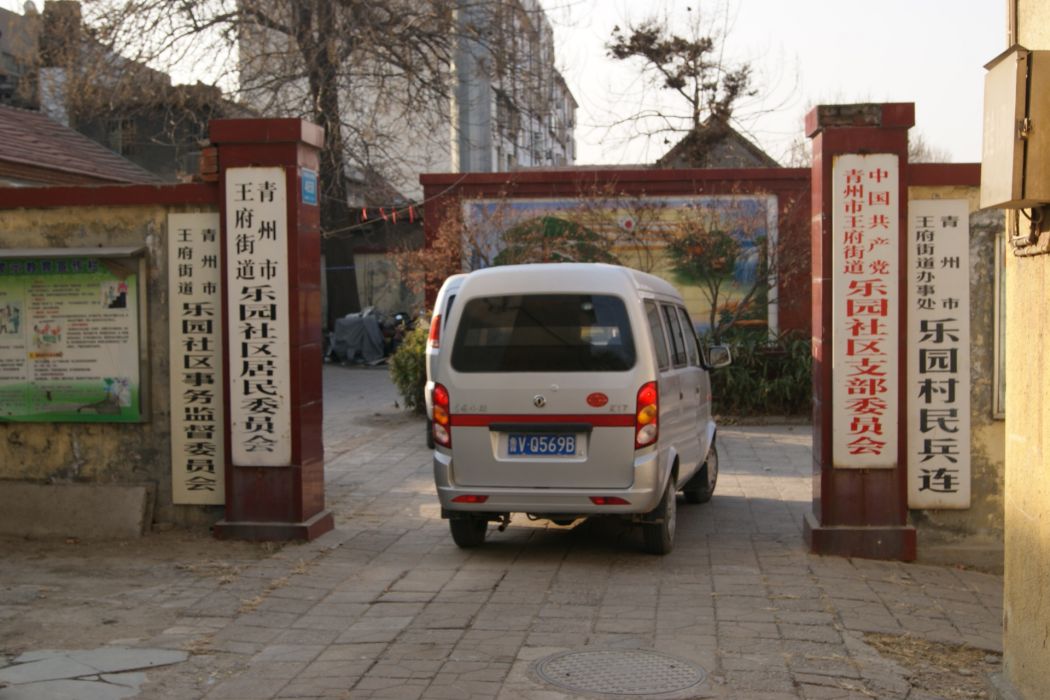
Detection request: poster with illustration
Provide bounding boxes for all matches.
[460,194,778,335]
[0,256,141,422]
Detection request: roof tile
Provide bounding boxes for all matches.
[0,103,163,185]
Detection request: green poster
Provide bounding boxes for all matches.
[0,257,141,422]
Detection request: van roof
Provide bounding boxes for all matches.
[459,263,683,300]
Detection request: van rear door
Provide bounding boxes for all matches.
[446,293,640,489]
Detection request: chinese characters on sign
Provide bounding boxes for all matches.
[0,255,141,422]
[168,213,225,504]
[907,200,971,508]
[831,154,899,468]
[225,167,292,466]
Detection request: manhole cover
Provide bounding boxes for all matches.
[531,648,707,696]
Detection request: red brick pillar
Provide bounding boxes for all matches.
[210,119,333,541]
[804,104,916,560]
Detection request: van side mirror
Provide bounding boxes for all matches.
[706,344,732,369]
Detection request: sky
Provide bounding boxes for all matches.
[539,0,1007,166]
[1,0,1006,167]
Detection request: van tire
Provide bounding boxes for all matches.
[641,477,676,555]
[449,517,487,548]
[684,444,718,504]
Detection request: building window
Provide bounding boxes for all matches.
[108,119,138,156]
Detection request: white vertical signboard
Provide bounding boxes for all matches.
[168,213,225,504]
[831,154,900,469]
[225,167,292,466]
[907,200,971,508]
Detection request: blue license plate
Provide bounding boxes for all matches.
[508,434,577,456]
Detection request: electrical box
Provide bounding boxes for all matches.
[981,46,1050,209]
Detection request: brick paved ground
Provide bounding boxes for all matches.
[1,365,1004,699]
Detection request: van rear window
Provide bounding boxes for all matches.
[451,294,636,372]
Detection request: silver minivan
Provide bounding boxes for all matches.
[430,263,730,554]
[424,273,467,448]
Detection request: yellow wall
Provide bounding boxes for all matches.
[1002,2,1050,696]
[0,204,219,526]
[1003,245,1050,697]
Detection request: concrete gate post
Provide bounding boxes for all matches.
[210,119,334,541]
[804,103,917,560]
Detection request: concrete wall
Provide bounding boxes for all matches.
[0,202,221,530]
[999,2,1050,697]
[907,185,1005,570]
[1003,219,1050,699]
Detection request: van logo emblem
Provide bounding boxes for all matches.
[587,392,609,407]
[533,395,547,408]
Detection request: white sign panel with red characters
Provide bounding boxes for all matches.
[168,212,225,504]
[831,153,900,469]
[225,167,292,467]
[907,199,971,508]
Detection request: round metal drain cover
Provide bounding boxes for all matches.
[531,648,707,697]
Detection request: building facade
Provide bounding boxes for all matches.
[238,0,576,204]
[986,2,1050,698]
[452,0,576,175]
[0,1,249,182]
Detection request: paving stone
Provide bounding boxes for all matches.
[0,657,99,684]
[0,679,139,700]
[204,675,286,699]
[1,379,1006,700]
[252,645,326,664]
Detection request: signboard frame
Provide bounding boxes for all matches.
[0,246,148,423]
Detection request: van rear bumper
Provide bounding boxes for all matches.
[433,449,665,515]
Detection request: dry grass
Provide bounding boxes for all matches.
[865,634,1001,699]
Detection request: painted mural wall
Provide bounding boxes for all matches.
[459,193,781,338]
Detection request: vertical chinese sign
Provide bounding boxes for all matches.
[168,213,225,504]
[907,200,970,508]
[225,167,292,466]
[831,154,900,468]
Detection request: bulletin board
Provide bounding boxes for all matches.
[0,247,146,422]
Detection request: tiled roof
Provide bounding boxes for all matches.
[657,117,782,170]
[0,103,163,185]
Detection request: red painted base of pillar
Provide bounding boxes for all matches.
[213,509,334,542]
[804,512,916,561]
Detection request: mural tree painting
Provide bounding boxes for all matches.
[664,203,769,342]
[494,216,620,266]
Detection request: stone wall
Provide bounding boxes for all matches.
[0,203,221,530]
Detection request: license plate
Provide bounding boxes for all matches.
[507,433,577,456]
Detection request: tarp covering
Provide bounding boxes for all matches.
[329,313,385,364]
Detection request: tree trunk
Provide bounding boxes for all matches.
[298,0,362,317]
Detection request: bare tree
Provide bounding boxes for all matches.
[605,6,755,152]
[60,0,460,312]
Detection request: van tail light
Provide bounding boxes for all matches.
[452,494,488,503]
[427,314,441,349]
[432,382,451,447]
[634,381,658,449]
[590,496,630,506]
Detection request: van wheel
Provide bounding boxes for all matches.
[641,477,676,555]
[449,517,487,548]
[684,444,718,504]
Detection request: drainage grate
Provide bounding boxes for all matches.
[531,648,707,697]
